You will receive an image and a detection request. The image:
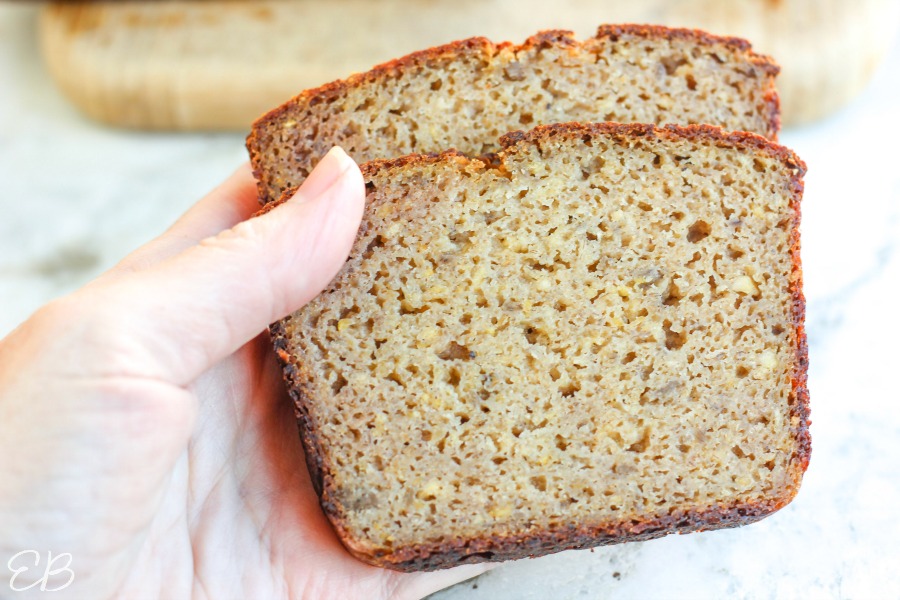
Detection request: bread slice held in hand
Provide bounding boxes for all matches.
[271,122,810,571]
[248,24,781,205]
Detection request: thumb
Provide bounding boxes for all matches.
[105,147,365,385]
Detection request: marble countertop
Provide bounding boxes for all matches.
[2,5,899,599]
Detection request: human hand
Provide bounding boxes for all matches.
[0,148,488,599]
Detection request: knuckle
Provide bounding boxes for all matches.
[29,294,89,333]
[37,289,141,364]
[203,216,267,251]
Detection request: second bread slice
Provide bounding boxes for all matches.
[248,25,781,205]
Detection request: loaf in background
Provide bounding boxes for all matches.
[40,0,899,130]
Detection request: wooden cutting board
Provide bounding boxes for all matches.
[40,0,900,131]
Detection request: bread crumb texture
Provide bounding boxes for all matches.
[250,26,779,204]
[278,124,808,567]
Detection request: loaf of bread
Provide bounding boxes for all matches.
[248,25,780,205]
[270,122,810,571]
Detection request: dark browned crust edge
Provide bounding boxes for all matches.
[247,24,781,204]
[270,320,329,500]
[270,121,810,572]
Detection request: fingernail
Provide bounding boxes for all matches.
[290,147,356,203]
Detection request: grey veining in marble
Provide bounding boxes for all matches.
[2,4,899,598]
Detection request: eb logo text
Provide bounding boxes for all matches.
[7,551,74,593]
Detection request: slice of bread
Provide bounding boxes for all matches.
[248,25,780,205]
[270,122,810,571]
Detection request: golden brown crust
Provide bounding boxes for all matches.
[269,121,809,572]
[246,24,781,204]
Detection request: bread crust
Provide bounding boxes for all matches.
[247,24,781,205]
[266,121,809,572]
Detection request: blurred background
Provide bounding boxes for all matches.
[2,1,900,598]
[34,0,900,129]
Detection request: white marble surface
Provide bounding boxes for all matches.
[3,4,900,598]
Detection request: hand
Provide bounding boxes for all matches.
[0,148,488,599]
